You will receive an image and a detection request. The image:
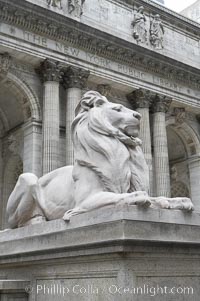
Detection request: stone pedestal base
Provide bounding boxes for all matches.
[0,206,199,300]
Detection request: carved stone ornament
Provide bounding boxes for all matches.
[174,107,186,124]
[68,0,85,17]
[47,0,62,9]
[63,66,90,89]
[151,94,172,113]
[132,6,147,44]
[170,165,190,198]
[150,14,165,49]
[40,59,63,82]
[6,91,194,229]
[7,132,23,158]
[0,53,12,75]
[127,88,152,109]
[97,84,111,97]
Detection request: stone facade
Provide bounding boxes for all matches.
[0,0,200,298]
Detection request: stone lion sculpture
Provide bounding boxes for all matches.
[6,91,194,229]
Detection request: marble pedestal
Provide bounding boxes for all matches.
[0,206,200,301]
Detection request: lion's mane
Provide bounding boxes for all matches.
[71,91,149,194]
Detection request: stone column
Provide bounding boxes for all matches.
[64,67,90,165]
[188,156,200,211]
[151,94,172,197]
[40,59,62,174]
[23,121,42,177]
[127,89,153,194]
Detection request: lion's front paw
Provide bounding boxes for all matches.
[128,191,151,208]
[170,198,194,211]
[150,197,170,209]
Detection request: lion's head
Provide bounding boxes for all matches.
[72,91,149,193]
[74,91,142,145]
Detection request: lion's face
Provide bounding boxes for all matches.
[89,97,141,138]
[101,102,141,137]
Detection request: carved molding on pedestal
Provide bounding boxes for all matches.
[63,66,90,89]
[39,59,63,82]
[127,88,152,109]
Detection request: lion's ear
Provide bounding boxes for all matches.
[80,91,108,111]
[94,97,107,107]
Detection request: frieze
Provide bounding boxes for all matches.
[1,23,200,102]
[0,2,199,90]
[0,1,200,92]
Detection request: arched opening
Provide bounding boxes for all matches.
[167,126,190,198]
[1,155,23,228]
[0,69,41,229]
[167,120,200,209]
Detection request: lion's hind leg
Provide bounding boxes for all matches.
[6,173,46,228]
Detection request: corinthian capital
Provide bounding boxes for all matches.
[0,53,12,75]
[40,59,63,82]
[151,94,172,113]
[127,88,152,109]
[63,66,90,89]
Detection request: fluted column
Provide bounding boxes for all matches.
[40,59,62,174]
[64,67,90,165]
[127,89,153,194]
[152,94,172,197]
[23,121,42,177]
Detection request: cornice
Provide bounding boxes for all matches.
[0,0,199,90]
